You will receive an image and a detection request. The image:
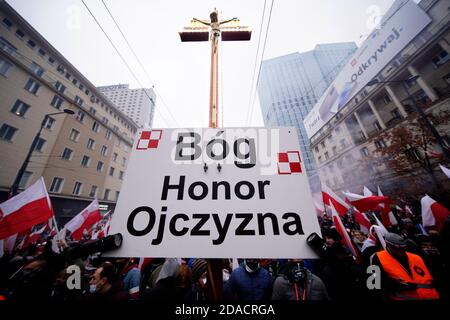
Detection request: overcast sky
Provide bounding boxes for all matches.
[8,0,396,128]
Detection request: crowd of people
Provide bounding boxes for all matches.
[0,204,448,301]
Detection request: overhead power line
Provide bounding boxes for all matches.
[246,0,274,126]
[81,0,172,127]
[100,0,180,127]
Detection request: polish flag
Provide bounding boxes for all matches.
[377,186,398,226]
[439,164,450,179]
[363,186,373,197]
[0,177,54,239]
[421,195,450,232]
[322,184,350,217]
[23,224,47,248]
[65,199,102,241]
[330,201,362,262]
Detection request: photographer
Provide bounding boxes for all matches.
[307,229,367,300]
[272,259,329,300]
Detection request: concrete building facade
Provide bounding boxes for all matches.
[97,84,156,128]
[257,42,357,192]
[0,1,139,223]
[307,0,450,199]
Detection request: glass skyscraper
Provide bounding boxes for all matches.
[257,42,357,192]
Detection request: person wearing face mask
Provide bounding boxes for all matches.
[185,259,208,301]
[370,233,440,300]
[87,261,127,300]
[271,259,329,301]
[223,258,273,300]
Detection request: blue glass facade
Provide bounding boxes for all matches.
[257,43,357,192]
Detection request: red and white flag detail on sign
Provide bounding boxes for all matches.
[421,195,450,231]
[0,177,54,239]
[65,199,102,241]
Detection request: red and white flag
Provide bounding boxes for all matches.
[377,186,398,226]
[0,177,54,239]
[22,224,47,248]
[330,201,361,262]
[439,164,450,179]
[363,186,373,197]
[65,199,102,241]
[421,195,450,231]
[322,184,349,217]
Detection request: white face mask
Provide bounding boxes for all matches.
[89,284,97,294]
[222,270,230,282]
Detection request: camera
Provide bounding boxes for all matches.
[306,232,328,257]
[68,233,123,259]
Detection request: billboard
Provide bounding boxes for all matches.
[105,127,321,258]
[303,0,431,139]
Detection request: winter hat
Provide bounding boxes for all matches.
[192,259,207,282]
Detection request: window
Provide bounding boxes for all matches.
[314,146,319,153]
[112,152,118,162]
[87,138,95,150]
[89,185,98,198]
[321,141,325,148]
[332,146,337,155]
[383,95,392,104]
[374,139,386,149]
[72,182,83,196]
[0,124,18,141]
[391,108,401,119]
[10,100,30,117]
[79,83,84,90]
[69,128,80,142]
[38,48,46,56]
[104,188,110,200]
[92,121,100,133]
[55,81,66,93]
[105,130,112,140]
[109,167,115,177]
[34,138,46,152]
[324,152,329,160]
[431,50,449,68]
[81,155,91,167]
[0,37,17,54]
[24,78,40,94]
[48,57,55,65]
[61,147,73,160]
[361,147,370,157]
[43,117,55,130]
[101,145,108,156]
[65,72,71,80]
[119,171,124,180]
[89,107,96,115]
[50,177,64,193]
[18,171,33,189]
[0,58,12,76]
[76,110,85,123]
[122,157,126,166]
[57,64,65,73]
[340,139,347,149]
[97,161,104,172]
[444,73,450,85]
[50,95,63,109]
[374,121,382,131]
[74,95,83,106]
[72,78,78,85]
[102,117,108,125]
[115,191,120,201]
[15,29,24,39]
[2,18,12,28]
[335,127,341,134]
[30,62,44,76]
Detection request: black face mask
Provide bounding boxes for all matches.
[289,264,306,284]
[245,260,259,272]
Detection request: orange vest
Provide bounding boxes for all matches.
[376,250,439,300]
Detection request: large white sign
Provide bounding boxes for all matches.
[105,127,321,258]
[303,0,431,139]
